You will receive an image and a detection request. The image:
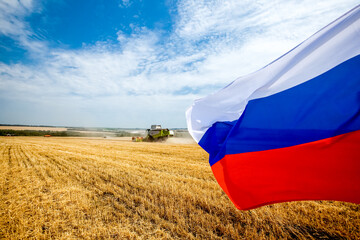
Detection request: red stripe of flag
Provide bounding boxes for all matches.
[211,130,360,210]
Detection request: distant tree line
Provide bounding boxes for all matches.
[0,130,142,137]
[0,130,82,137]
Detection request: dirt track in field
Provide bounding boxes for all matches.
[0,126,67,131]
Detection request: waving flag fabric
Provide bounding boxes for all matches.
[186,5,360,210]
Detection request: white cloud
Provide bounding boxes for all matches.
[0,0,47,56]
[118,0,132,8]
[0,0,33,36]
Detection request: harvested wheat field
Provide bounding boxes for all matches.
[0,137,359,239]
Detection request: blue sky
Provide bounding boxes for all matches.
[0,0,358,128]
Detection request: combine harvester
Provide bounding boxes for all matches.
[132,125,174,142]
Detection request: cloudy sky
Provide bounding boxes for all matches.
[0,0,358,128]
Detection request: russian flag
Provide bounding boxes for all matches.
[186,5,360,210]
